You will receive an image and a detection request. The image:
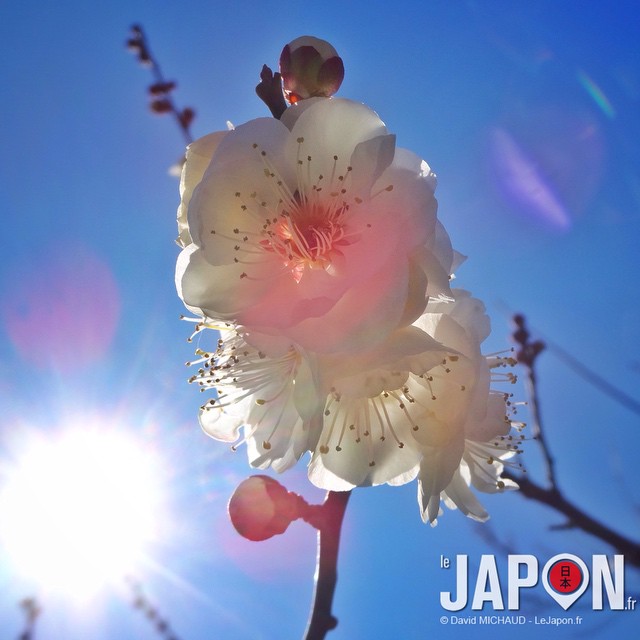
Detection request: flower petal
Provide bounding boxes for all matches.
[284,98,388,183]
[308,431,422,489]
[176,244,279,319]
[199,401,246,443]
[348,134,397,196]
[417,436,465,522]
[178,131,228,247]
[441,469,490,522]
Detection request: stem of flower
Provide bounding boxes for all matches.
[255,64,288,119]
[303,490,352,640]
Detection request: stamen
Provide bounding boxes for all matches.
[373,396,405,448]
[370,183,394,199]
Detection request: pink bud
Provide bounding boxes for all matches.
[228,475,299,541]
[279,36,344,103]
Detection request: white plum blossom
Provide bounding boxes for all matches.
[188,291,521,522]
[176,76,522,523]
[177,130,229,249]
[176,98,453,355]
[411,292,522,524]
[309,290,522,520]
[191,325,322,473]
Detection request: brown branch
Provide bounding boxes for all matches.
[510,314,640,566]
[303,490,351,640]
[503,469,640,566]
[544,336,640,418]
[227,478,352,640]
[512,314,557,487]
[126,25,195,146]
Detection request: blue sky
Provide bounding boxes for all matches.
[1,1,639,639]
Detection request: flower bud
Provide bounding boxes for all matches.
[148,81,177,96]
[150,98,172,114]
[228,475,299,541]
[179,107,195,128]
[279,36,344,103]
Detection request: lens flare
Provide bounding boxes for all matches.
[489,127,571,230]
[2,242,121,371]
[488,105,605,231]
[578,70,616,119]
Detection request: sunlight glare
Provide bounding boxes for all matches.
[0,427,163,597]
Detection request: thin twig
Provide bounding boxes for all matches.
[503,469,640,566]
[544,337,640,417]
[126,25,194,146]
[512,314,557,487]
[510,314,640,565]
[497,301,640,417]
[303,490,351,640]
[126,576,182,640]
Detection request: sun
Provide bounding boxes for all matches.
[0,425,165,597]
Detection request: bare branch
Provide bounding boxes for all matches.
[545,336,640,418]
[509,314,640,566]
[503,469,640,566]
[512,314,557,488]
[126,25,195,146]
[225,477,351,639]
[126,576,183,640]
[303,490,351,640]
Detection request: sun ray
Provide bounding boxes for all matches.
[0,425,166,599]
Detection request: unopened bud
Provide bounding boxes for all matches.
[228,475,299,541]
[150,98,172,114]
[126,38,141,52]
[138,50,151,65]
[279,36,344,103]
[148,81,177,95]
[179,107,195,128]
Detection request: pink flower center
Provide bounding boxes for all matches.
[260,197,352,283]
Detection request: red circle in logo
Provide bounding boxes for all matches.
[548,559,583,594]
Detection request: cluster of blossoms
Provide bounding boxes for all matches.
[176,37,523,524]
